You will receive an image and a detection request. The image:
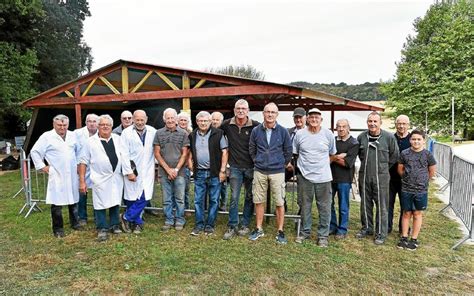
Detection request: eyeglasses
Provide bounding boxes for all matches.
[122,117,132,120]
[264,111,278,114]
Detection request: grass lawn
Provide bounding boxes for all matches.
[0,170,472,294]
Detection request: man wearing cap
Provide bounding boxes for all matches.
[286,107,307,212]
[294,108,336,247]
[356,111,399,245]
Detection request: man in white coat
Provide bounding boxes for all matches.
[74,113,99,225]
[30,114,81,238]
[79,115,124,241]
[120,110,157,234]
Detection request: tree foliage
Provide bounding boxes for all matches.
[35,0,93,91]
[381,0,473,137]
[207,64,266,80]
[0,0,92,138]
[290,81,386,101]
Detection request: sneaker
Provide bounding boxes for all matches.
[295,233,310,244]
[223,227,237,240]
[374,235,385,245]
[275,230,288,244]
[397,237,409,249]
[120,214,131,233]
[317,237,329,248]
[175,224,184,231]
[161,224,172,232]
[407,239,418,251]
[355,229,373,239]
[238,226,250,236]
[78,219,87,227]
[410,238,419,248]
[335,234,346,240]
[110,225,122,234]
[97,229,108,242]
[190,227,202,236]
[53,230,65,238]
[133,224,143,234]
[204,226,215,235]
[249,228,265,241]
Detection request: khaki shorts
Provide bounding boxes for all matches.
[252,171,285,207]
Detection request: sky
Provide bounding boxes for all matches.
[83,0,434,85]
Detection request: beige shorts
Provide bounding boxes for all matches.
[252,171,285,207]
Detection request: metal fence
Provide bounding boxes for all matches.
[432,142,452,191]
[434,143,474,249]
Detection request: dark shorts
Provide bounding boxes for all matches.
[400,191,428,211]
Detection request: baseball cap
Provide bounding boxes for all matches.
[293,107,306,117]
[307,108,322,115]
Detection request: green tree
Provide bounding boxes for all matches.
[34,0,93,91]
[381,0,473,137]
[0,42,38,138]
[207,64,265,80]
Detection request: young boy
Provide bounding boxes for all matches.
[397,129,436,250]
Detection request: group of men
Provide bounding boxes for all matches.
[30,99,416,246]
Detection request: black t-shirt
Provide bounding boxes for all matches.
[330,136,359,183]
[221,117,259,169]
[399,148,436,193]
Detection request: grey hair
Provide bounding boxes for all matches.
[196,111,211,120]
[211,111,224,121]
[177,112,190,121]
[85,113,99,123]
[234,99,249,109]
[367,111,382,121]
[98,114,113,126]
[121,110,132,118]
[53,114,69,123]
[336,119,351,129]
[163,108,178,121]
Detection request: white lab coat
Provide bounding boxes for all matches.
[74,126,96,188]
[80,134,123,210]
[120,125,157,201]
[30,129,80,206]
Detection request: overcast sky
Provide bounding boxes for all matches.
[83,0,434,85]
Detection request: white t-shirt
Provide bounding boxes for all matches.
[293,127,336,183]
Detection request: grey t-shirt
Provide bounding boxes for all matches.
[399,148,436,193]
[153,127,190,176]
[195,130,228,169]
[293,127,336,183]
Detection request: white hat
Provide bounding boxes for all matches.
[307,108,322,115]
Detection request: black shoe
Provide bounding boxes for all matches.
[407,238,418,250]
[397,237,409,249]
[72,224,84,231]
[133,224,143,234]
[190,227,202,236]
[410,238,419,248]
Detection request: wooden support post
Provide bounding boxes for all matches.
[182,72,191,114]
[74,85,82,129]
[330,109,335,132]
[122,65,129,94]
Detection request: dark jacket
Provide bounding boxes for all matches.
[221,117,259,169]
[357,129,399,176]
[249,123,292,174]
[189,127,225,178]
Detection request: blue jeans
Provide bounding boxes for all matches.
[330,182,351,235]
[219,181,228,209]
[228,167,254,228]
[161,176,186,226]
[124,191,147,225]
[78,192,88,220]
[194,170,221,229]
[95,205,120,230]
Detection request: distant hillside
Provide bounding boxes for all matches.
[289,81,386,101]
